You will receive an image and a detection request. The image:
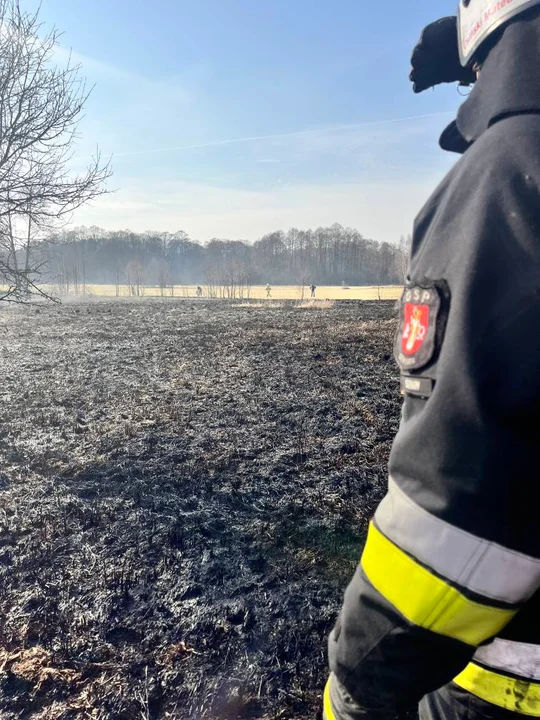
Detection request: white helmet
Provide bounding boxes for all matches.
[458,0,540,66]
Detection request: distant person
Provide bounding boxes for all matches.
[310,284,316,298]
[196,286,203,298]
[266,284,271,298]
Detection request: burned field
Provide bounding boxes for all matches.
[0,299,400,720]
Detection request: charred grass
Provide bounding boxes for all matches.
[0,299,400,719]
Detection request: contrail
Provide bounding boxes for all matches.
[76,111,454,161]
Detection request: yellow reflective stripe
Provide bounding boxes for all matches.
[377,478,540,605]
[323,678,336,720]
[361,523,516,646]
[454,663,540,716]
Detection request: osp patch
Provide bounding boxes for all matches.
[395,283,447,372]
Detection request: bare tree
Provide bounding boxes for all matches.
[157,260,171,297]
[375,242,395,300]
[28,224,413,293]
[126,258,145,297]
[396,234,412,282]
[0,0,111,301]
[114,268,121,297]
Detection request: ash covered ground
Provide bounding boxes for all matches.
[0,299,400,720]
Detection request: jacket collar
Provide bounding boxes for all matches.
[440,7,540,154]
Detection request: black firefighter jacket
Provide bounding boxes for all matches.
[325,9,540,720]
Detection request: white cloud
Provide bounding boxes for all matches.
[80,111,451,162]
[52,44,198,163]
[53,45,455,245]
[67,109,455,243]
[53,45,142,84]
[71,174,447,244]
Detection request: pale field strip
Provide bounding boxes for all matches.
[14,284,403,301]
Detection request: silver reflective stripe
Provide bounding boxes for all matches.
[375,478,540,605]
[474,639,540,681]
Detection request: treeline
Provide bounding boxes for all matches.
[38,224,407,295]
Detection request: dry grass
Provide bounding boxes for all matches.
[25,284,403,301]
[235,301,285,308]
[297,300,336,309]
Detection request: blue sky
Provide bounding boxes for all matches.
[33,0,462,243]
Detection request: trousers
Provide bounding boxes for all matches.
[420,683,524,720]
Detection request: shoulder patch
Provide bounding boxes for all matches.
[394,282,447,372]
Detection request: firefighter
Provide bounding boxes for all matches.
[324,3,540,719]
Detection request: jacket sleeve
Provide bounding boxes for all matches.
[326,129,540,719]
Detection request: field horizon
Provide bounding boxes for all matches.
[33,284,403,302]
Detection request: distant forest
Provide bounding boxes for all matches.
[39,224,408,296]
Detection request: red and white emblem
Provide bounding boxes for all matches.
[394,283,445,372]
[401,303,429,356]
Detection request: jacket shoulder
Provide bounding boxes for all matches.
[457,114,540,185]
